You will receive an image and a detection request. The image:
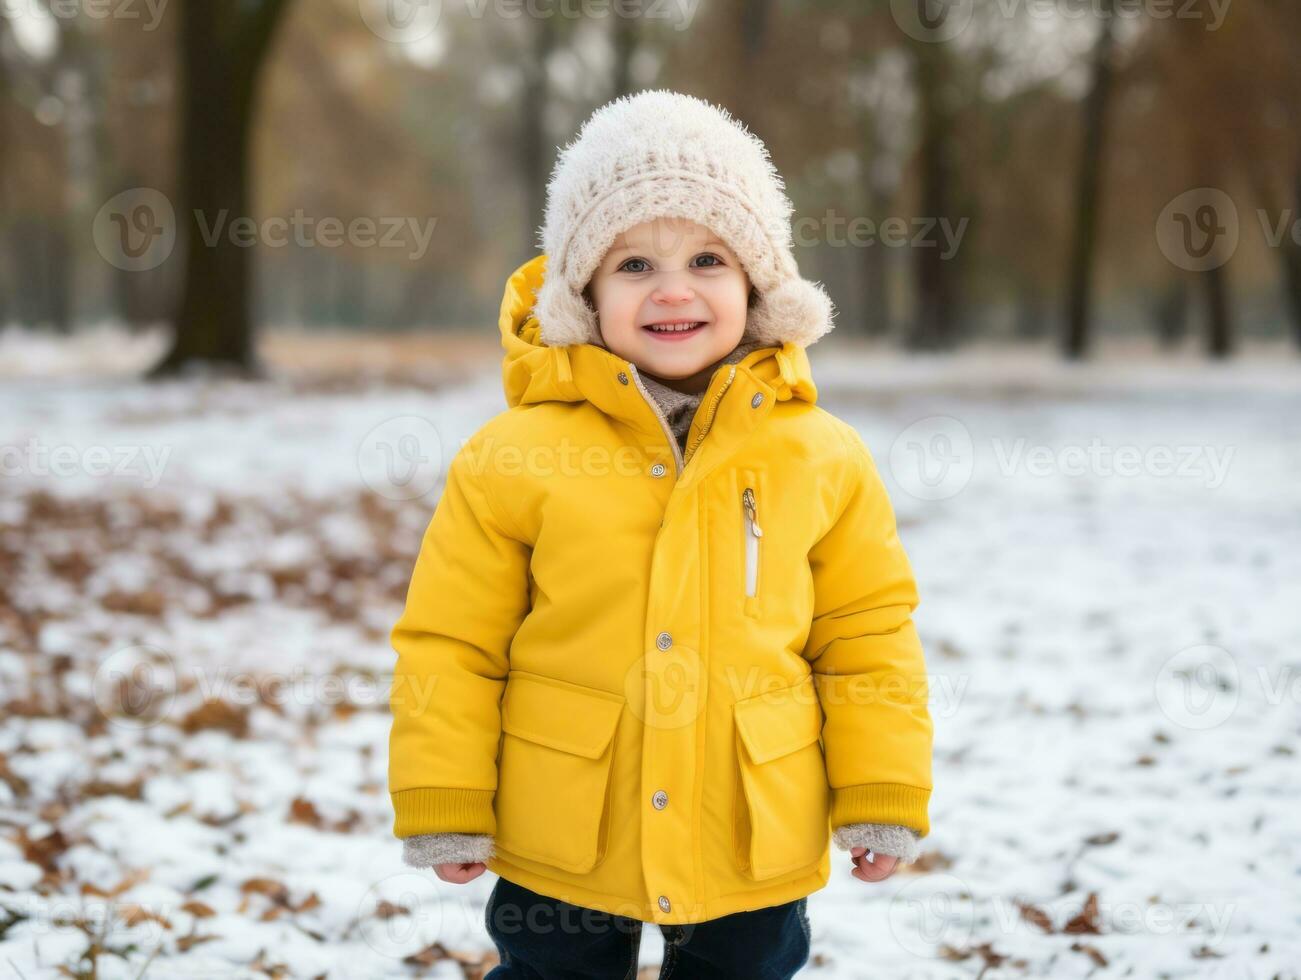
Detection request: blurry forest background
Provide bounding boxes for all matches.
[3,4,1301,978]
[2,0,1299,369]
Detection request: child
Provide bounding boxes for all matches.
[388,89,934,977]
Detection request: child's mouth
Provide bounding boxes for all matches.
[643,321,707,341]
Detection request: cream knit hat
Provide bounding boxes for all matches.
[531,89,836,350]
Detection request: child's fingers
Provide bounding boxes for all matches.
[434,862,486,883]
[850,852,898,882]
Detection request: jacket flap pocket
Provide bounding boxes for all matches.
[502,671,624,758]
[733,675,823,765]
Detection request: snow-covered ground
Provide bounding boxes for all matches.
[1,327,1298,979]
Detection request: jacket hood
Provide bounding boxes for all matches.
[498,254,818,412]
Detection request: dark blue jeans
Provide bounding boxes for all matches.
[484,875,811,979]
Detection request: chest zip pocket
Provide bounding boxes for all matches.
[742,484,762,616]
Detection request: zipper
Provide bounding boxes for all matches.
[684,365,737,466]
[626,363,684,476]
[626,363,737,478]
[742,486,762,597]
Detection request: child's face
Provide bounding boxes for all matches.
[586,217,751,389]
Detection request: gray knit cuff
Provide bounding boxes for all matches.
[402,833,495,868]
[832,823,922,864]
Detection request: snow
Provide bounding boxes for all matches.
[1,327,1298,978]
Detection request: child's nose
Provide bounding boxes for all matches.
[650,274,696,303]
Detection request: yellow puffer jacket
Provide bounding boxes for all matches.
[388,254,933,924]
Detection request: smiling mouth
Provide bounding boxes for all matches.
[643,321,707,335]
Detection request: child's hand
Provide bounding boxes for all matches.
[434,861,487,884]
[848,846,899,883]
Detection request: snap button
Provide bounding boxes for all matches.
[656,632,672,651]
[751,392,764,408]
[652,790,668,809]
[617,372,630,385]
[650,462,667,478]
[659,895,671,913]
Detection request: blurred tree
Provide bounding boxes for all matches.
[149,0,291,377]
[687,0,776,123]
[0,15,11,330]
[904,28,961,350]
[103,9,177,332]
[1142,13,1240,358]
[849,43,905,339]
[2,3,78,334]
[1063,0,1117,360]
[1229,0,1301,348]
[258,0,471,330]
[519,14,560,252]
[1152,277,1190,350]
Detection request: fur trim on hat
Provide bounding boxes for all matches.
[534,270,600,348]
[744,277,837,348]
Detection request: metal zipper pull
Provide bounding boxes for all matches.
[743,487,763,537]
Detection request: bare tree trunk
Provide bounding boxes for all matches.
[1063,0,1117,360]
[519,16,558,255]
[1278,168,1301,348]
[1202,262,1233,358]
[1152,276,1190,349]
[735,0,772,121]
[906,36,959,351]
[859,184,891,338]
[149,0,290,378]
[1241,160,1300,349]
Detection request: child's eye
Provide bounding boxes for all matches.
[618,258,650,274]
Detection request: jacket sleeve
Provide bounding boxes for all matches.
[805,427,934,838]
[388,435,532,840]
